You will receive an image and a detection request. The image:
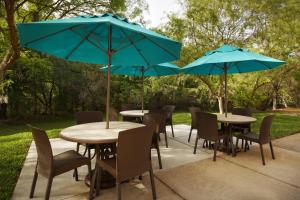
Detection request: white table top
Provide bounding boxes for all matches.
[217,114,256,124]
[60,121,145,144]
[119,110,149,117]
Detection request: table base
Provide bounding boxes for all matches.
[85,169,115,189]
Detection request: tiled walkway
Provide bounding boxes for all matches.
[12,125,300,200]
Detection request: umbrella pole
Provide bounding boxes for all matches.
[106,25,112,129]
[142,67,144,113]
[224,63,228,117]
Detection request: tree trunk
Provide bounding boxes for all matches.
[0,1,20,75]
[272,95,277,110]
[217,96,224,114]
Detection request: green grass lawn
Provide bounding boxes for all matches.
[1,112,300,199]
[173,112,300,139]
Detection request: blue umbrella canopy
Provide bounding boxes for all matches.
[100,62,180,111]
[17,13,181,66]
[182,44,285,116]
[17,13,182,128]
[182,45,285,74]
[100,62,180,77]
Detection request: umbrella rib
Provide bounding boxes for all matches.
[255,60,272,70]
[117,27,150,66]
[143,34,178,59]
[88,31,110,52]
[65,24,101,60]
[236,62,242,73]
[114,37,145,52]
[70,29,106,54]
[24,24,83,46]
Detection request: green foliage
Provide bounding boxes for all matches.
[158,0,300,111]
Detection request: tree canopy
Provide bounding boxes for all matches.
[0,0,299,118]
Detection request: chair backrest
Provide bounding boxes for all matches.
[189,107,201,128]
[117,126,154,182]
[163,105,175,119]
[148,111,166,132]
[195,112,219,141]
[109,107,119,121]
[259,115,274,144]
[121,104,137,111]
[143,113,159,144]
[75,111,103,124]
[143,113,157,129]
[28,125,53,176]
[232,108,252,116]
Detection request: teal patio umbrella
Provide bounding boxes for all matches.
[17,13,181,128]
[101,62,180,112]
[181,44,285,116]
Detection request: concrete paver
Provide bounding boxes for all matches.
[273,133,300,153]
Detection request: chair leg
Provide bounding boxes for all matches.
[241,139,244,149]
[45,176,53,200]
[149,165,157,200]
[88,148,91,159]
[188,127,192,142]
[117,182,122,200]
[259,143,266,165]
[164,130,168,148]
[29,165,38,198]
[235,137,239,149]
[213,142,218,161]
[269,141,275,160]
[171,122,174,137]
[83,145,88,156]
[244,140,248,152]
[193,134,199,154]
[73,143,81,179]
[74,168,79,181]
[156,143,162,169]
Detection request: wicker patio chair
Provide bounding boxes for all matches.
[74,111,103,179]
[89,126,156,200]
[28,125,91,200]
[149,111,169,148]
[162,105,176,137]
[143,113,163,169]
[188,107,201,142]
[231,107,252,149]
[239,115,275,165]
[193,112,227,161]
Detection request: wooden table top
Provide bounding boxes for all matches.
[60,121,145,144]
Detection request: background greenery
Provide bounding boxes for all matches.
[0,0,300,118]
[0,0,300,199]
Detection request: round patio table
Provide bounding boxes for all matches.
[119,110,149,117]
[119,110,149,123]
[217,114,256,156]
[60,121,145,189]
